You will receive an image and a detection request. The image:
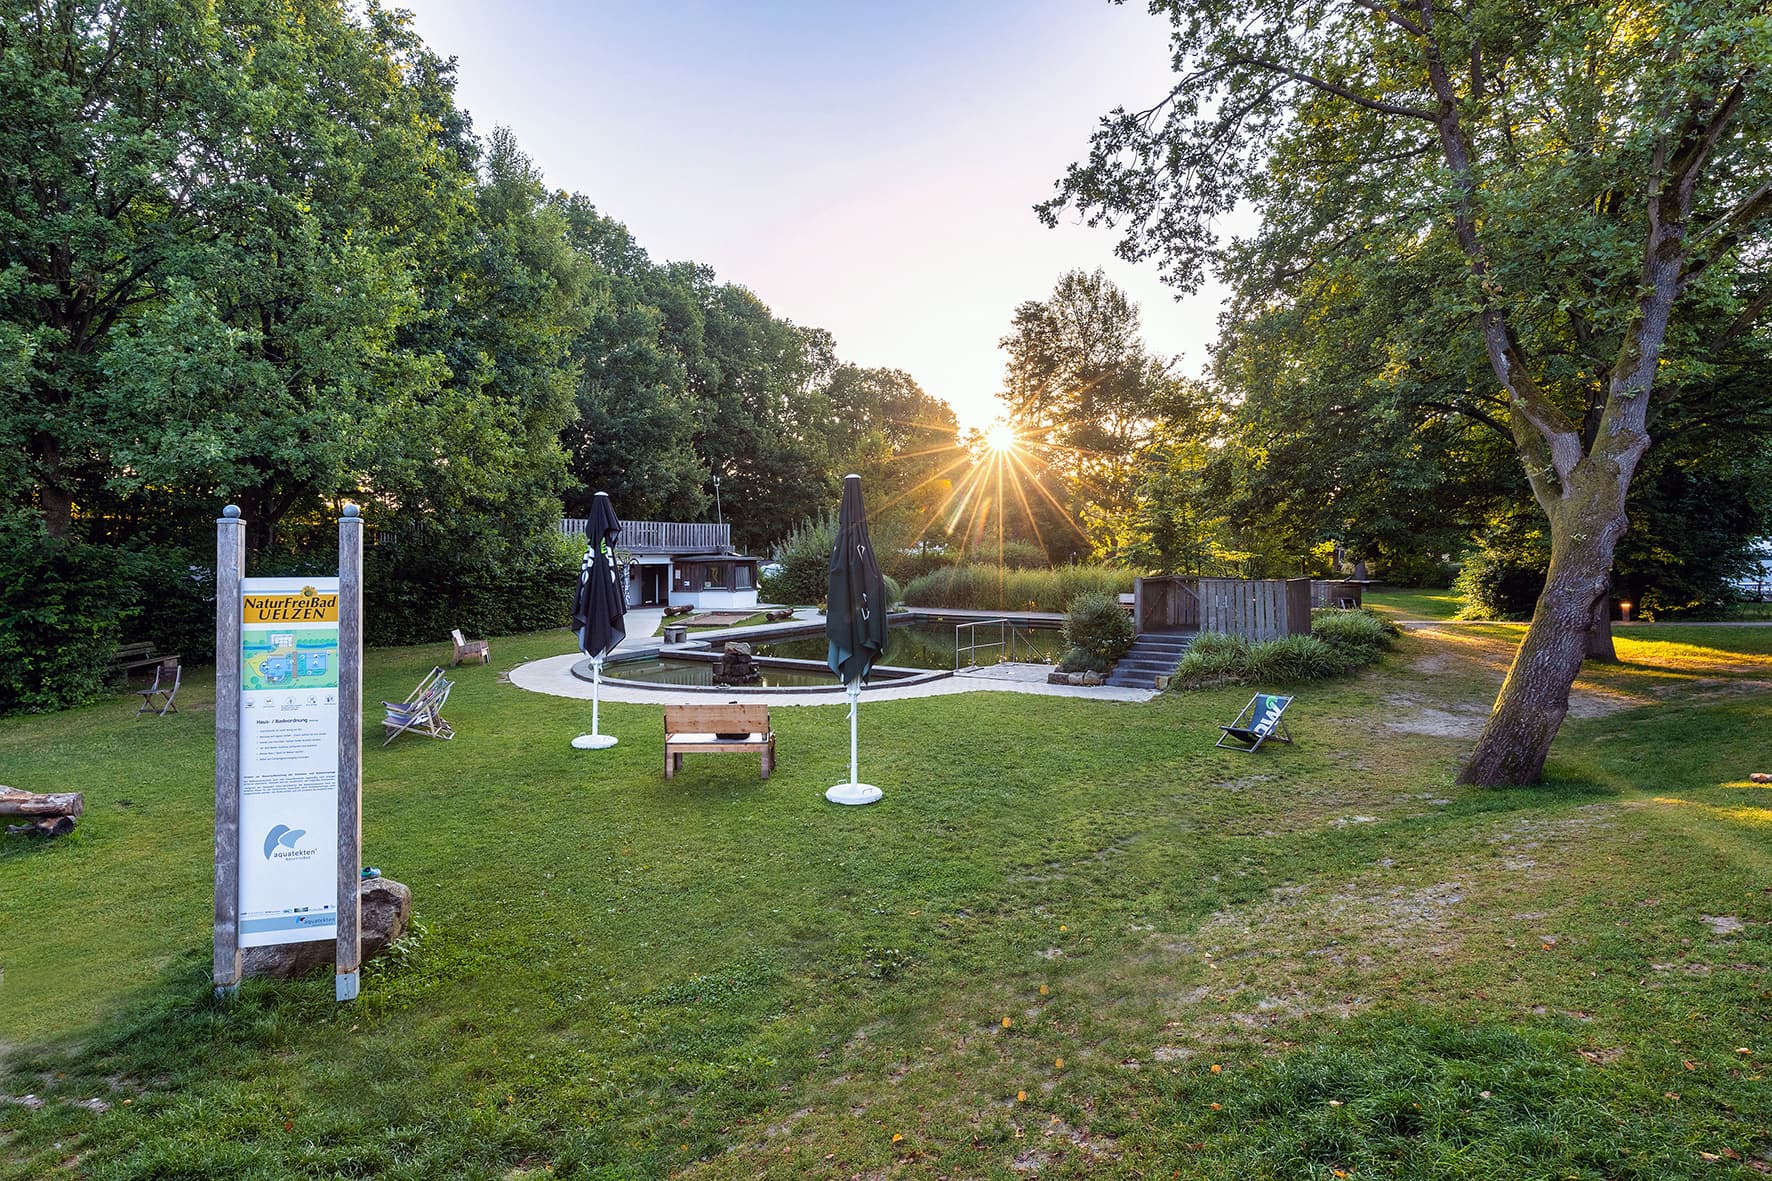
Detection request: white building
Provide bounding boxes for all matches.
[560,519,762,611]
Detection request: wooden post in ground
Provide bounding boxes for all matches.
[214,505,245,998]
[335,504,364,1002]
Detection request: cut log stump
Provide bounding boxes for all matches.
[0,789,84,817]
[1,788,84,839]
[7,815,77,838]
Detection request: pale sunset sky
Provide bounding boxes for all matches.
[400,1,1233,429]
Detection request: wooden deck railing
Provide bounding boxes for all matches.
[559,518,731,553]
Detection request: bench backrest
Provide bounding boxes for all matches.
[665,704,771,734]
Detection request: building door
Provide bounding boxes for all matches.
[640,565,668,605]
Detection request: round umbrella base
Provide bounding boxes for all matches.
[825,782,883,806]
[571,734,619,750]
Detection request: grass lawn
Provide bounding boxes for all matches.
[3,625,1770,1178]
[1363,585,1465,620]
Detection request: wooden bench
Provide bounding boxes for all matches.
[664,704,775,780]
[450,628,490,665]
[112,641,176,681]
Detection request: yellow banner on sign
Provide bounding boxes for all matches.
[242,587,339,624]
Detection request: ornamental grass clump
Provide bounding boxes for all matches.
[1309,607,1399,668]
[901,563,1131,611]
[1172,611,1395,690]
[1246,634,1344,683]
[1172,631,1252,688]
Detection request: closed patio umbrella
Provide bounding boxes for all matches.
[571,491,626,750]
[825,474,890,805]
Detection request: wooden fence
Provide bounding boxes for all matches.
[1134,576,1315,640]
[1310,580,1366,609]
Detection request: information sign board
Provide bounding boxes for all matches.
[238,577,340,947]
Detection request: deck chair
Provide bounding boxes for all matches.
[136,658,182,717]
[382,667,456,746]
[1216,692,1294,752]
[450,628,490,665]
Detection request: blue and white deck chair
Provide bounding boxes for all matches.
[1216,692,1294,752]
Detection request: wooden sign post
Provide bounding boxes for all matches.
[213,504,365,1003]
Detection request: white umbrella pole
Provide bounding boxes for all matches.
[826,678,881,805]
[572,654,618,749]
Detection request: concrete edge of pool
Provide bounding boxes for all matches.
[506,652,1159,706]
[570,654,955,694]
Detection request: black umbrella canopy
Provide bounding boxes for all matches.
[573,492,627,659]
[826,475,889,683]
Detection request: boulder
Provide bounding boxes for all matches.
[242,876,412,980]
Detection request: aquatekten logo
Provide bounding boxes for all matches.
[262,823,315,861]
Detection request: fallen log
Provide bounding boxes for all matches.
[0,789,85,817]
[7,815,77,838]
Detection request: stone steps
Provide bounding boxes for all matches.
[1105,631,1197,688]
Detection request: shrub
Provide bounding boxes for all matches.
[1057,645,1109,674]
[766,512,837,605]
[881,544,958,584]
[1062,591,1135,666]
[1452,545,1544,620]
[364,529,579,647]
[0,521,136,715]
[901,563,1132,611]
[995,539,1050,570]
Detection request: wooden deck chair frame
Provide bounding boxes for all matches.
[451,628,490,665]
[136,657,182,717]
[1216,692,1294,752]
[382,666,456,745]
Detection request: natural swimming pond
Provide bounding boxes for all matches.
[599,620,1065,688]
[602,657,850,689]
[752,620,1065,668]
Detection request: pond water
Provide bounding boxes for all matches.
[601,620,1066,687]
[603,658,845,688]
[752,620,1065,669]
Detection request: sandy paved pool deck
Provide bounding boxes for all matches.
[507,606,1160,706]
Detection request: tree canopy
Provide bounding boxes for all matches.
[0,0,965,712]
[1044,0,1772,784]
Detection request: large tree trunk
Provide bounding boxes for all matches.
[1586,584,1617,662]
[32,437,74,539]
[1459,484,1626,786]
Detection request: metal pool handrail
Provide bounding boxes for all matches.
[956,618,1046,670]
